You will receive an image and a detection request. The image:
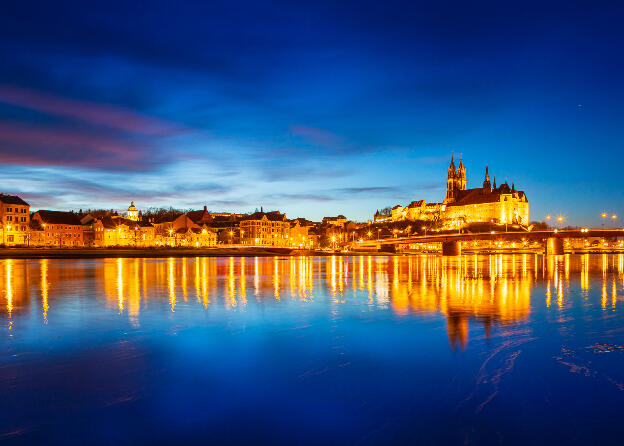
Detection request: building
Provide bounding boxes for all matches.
[31,210,84,247]
[152,211,217,246]
[381,157,529,229]
[322,215,348,227]
[240,211,291,246]
[290,218,316,248]
[126,202,139,221]
[84,216,156,247]
[0,194,30,246]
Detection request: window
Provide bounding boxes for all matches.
[7,235,13,242]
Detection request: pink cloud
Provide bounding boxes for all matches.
[0,122,151,168]
[0,84,184,136]
[289,125,341,147]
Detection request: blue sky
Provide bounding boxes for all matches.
[0,0,623,225]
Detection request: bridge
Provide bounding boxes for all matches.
[349,229,624,256]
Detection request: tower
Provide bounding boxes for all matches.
[483,166,491,190]
[126,201,139,221]
[446,156,457,200]
[456,157,467,191]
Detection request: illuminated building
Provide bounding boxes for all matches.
[152,211,217,246]
[0,194,30,246]
[240,211,291,246]
[381,157,529,228]
[322,215,348,226]
[289,218,316,248]
[31,210,84,247]
[126,201,139,221]
[85,216,156,247]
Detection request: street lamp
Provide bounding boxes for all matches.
[602,212,607,228]
[613,214,617,228]
[557,216,564,229]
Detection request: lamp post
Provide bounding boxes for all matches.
[613,214,617,228]
[602,212,607,228]
[558,216,564,229]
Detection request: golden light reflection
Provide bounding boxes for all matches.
[5,260,13,321]
[1,255,623,350]
[41,259,49,323]
[117,258,124,313]
[168,257,176,312]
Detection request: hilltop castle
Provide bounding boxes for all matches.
[375,156,529,228]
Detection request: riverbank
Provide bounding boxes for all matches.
[0,247,312,259]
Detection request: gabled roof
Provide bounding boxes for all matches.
[408,200,425,208]
[0,194,29,206]
[241,211,286,222]
[98,216,147,230]
[186,209,211,224]
[33,210,82,225]
[447,186,527,207]
[152,212,184,224]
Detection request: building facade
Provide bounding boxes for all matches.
[240,211,291,246]
[0,194,30,246]
[31,210,84,247]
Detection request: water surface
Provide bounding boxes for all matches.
[2,254,624,445]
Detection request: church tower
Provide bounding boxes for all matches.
[483,166,491,190]
[446,156,456,201]
[456,157,467,191]
[126,201,139,221]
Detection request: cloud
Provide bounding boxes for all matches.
[337,186,399,194]
[0,122,157,169]
[289,125,341,147]
[0,83,184,136]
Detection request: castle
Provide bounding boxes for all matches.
[376,157,529,228]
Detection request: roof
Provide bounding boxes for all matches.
[34,210,82,225]
[186,210,210,224]
[290,217,316,226]
[447,186,527,207]
[152,212,184,224]
[241,211,286,222]
[98,216,149,230]
[0,194,29,206]
[408,200,425,208]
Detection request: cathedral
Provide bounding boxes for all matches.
[378,157,529,228]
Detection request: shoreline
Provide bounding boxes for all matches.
[0,247,622,260]
[0,247,312,259]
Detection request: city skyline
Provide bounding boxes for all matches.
[1,1,623,225]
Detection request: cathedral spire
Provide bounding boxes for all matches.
[483,165,491,190]
[493,176,496,189]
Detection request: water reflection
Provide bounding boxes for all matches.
[1,255,624,350]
